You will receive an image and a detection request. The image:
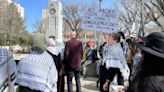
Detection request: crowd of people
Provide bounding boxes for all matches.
[0,31,164,92]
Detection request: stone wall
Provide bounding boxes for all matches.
[86,62,97,77]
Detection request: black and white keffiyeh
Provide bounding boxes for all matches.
[0,48,17,92]
[103,43,130,85]
[16,51,58,92]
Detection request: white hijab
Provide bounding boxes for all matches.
[47,38,60,56]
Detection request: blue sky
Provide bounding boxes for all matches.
[13,0,120,32]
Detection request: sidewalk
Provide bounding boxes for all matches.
[64,77,99,92]
[15,77,99,92]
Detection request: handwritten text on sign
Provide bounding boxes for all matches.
[82,8,119,33]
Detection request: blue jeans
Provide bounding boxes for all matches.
[66,68,81,92]
[82,60,92,76]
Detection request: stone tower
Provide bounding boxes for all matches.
[45,0,63,42]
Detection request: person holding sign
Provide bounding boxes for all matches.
[100,32,130,92]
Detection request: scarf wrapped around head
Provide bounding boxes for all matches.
[47,38,60,55]
[30,33,46,53]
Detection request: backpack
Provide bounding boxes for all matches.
[92,49,100,62]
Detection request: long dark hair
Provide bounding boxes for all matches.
[109,32,121,43]
[118,31,125,39]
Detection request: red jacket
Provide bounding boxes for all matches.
[64,38,83,69]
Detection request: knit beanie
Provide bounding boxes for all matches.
[30,33,46,53]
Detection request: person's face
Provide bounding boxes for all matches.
[107,35,116,46]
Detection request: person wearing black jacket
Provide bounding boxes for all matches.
[128,32,164,92]
[46,36,63,92]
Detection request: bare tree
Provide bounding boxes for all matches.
[119,0,164,37]
[144,1,163,30]
[119,0,140,35]
[33,19,43,33]
[149,0,164,17]
[144,0,164,31]
[119,0,155,36]
[63,3,83,36]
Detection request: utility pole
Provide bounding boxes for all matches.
[99,0,102,9]
[4,0,7,46]
[140,0,144,37]
[97,0,103,46]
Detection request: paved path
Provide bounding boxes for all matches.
[15,77,99,92]
[64,77,99,92]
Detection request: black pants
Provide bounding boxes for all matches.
[17,86,42,92]
[99,64,109,92]
[107,68,124,85]
[66,68,81,92]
